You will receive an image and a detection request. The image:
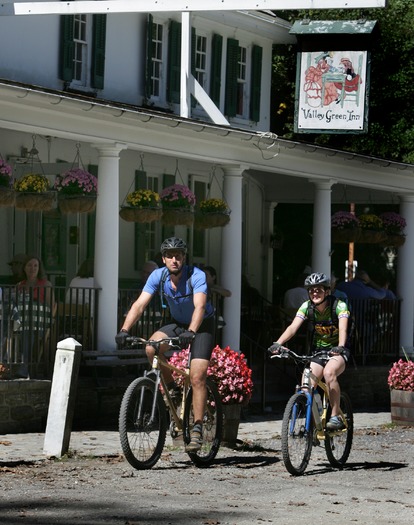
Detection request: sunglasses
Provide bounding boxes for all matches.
[308,286,326,294]
[163,252,184,260]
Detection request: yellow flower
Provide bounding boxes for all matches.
[14,173,50,193]
[125,189,160,208]
[199,198,229,213]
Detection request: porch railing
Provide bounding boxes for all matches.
[0,284,402,382]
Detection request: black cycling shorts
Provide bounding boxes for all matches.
[310,347,350,367]
[160,316,215,360]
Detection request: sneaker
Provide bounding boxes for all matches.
[326,415,345,430]
[185,428,203,452]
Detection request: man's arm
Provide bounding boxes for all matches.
[121,291,153,332]
[188,291,207,333]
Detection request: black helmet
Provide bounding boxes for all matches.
[160,237,187,255]
[304,272,330,289]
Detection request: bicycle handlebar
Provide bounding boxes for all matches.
[125,336,181,348]
[270,347,330,362]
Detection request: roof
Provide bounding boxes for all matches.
[290,19,377,35]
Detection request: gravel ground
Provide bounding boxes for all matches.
[0,425,413,525]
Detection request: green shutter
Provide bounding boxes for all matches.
[60,15,74,81]
[145,14,154,99]
[210,34,223,106]
[167,20,181,104]
[135,170,147,190]
[91,14,107,89]
[163,173,175,188]
[250,45,262,122]
[225,38,239,117]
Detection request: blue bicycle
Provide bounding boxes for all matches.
[271,348,353,476]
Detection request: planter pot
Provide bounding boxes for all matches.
[332,227,361,244]
[162,208,194,226]
[15,192,56,212]
[358,229,387,244]
[221,403,242,446]
[59,194,97,214]
[381,234,406,248]
[194,211,231,230]
[390,389,414,426]
[0,187,15,207]
[119,206,162,223]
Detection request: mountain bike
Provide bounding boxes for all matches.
[270,348,353,476]
[119,336,222,469]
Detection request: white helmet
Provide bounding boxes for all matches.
[304,272,330,289]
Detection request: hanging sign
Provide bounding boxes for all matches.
[290,20,377,134]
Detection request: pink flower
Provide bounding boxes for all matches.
[388,359,414,391]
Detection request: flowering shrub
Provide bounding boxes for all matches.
[54,168,98,195]
[380,212,406,234]
[14,173,50,193]
[160,184,196,209]
[125,189,160,208]
[331,211,359,230]
[199,198,229,214]
[358,213,383,231]
[169,345,254,405]
[388,358,414,392]
[0,158,13,188]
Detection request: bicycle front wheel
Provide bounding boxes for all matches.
[281,392,313,476]
[183,377,223,467]
[325,391,353,468]
[119,377,167,470]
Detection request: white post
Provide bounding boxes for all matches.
[310,180,334,277]
[43,338,82,457]
[221,165,246,351]
[397,195,414,354]
[180,11,191,118]
[92,142,127,351]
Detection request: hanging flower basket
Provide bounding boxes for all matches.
[14,173,55,211]
[59,194,97,214]
[0,158,14,206]
[194,198,231,229]
[54,167,97,214]
[358,229,387,244]
[332,228,361,244]
[120,189,162,223]
[381,234,406,248]
[357,214,386,244]
[160,184,196,226]
[15,191,56,211]
[0,187,15,207]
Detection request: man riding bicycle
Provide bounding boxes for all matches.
[116,237,215,452]
[269,272,350,430]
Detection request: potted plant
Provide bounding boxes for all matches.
[195,198,231,229]
[160,184,196,226]
[380,212,407,247]
[119,188,162,223]
[55,167,98,214]
[357,213,386,243]
[0,157,15,207]
[388,355,414,426]
[331,211,360,243]
[14,172,55,211]
[169,345,254,444]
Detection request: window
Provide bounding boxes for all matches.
[60,14,107,90]
[150,22,164,98]
[236,45,247,117]
[195,34,207,89]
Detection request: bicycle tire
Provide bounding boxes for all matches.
[119,377,167,470]
[281,392,313,476]
[183,377,223,467]
[325,391,354,468]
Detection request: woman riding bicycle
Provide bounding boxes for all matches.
[269,272,350,430]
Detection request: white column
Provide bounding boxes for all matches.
[92,142,127,351]
[180,12,191,118]
[221,166,246,351]
[310,180,334,277]
[397,194,414,352]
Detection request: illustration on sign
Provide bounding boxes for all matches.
[296,50,367,133]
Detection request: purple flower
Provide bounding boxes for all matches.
[55,168,98,195]
[160,184,196,208]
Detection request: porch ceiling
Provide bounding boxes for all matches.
[1,80,414,204]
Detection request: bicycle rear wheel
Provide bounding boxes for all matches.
[183,378,223,467]
[325,391,353,468]
[119,377,167,470]
[281,392,313,476]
